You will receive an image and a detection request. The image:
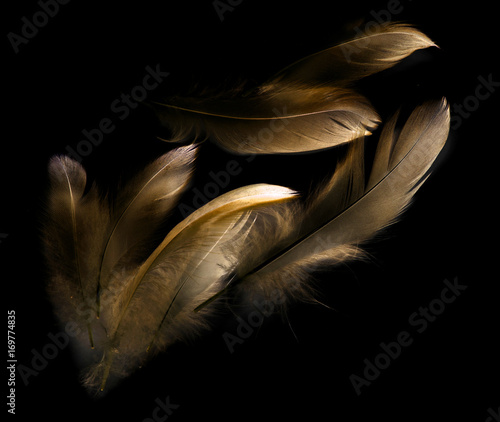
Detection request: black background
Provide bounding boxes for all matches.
[4,0,498,421]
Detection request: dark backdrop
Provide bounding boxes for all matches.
[4,0,497,421]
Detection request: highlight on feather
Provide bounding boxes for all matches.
[196,99,450,313]
[153,23,435,155]
[92,184,298,392]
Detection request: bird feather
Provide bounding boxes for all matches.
[44,156,110,349]
[154,23,434,155]
[271,23,436,87]
[95,145,197,315]
[155,87,379,154]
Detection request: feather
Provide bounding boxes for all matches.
[154,23,434,155]
[78,184,298,391]
[95,145,197,315]
[271,23,436,87]
[44,156,109,349]
[155,87,379,154]
[198,99,450,309]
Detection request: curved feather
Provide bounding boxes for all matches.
[156,86,379,154]
[111,184,298,334]
[93,184,298,390]
[272,23,436,87]
[96,145,197,314]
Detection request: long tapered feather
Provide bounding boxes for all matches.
[95,145,197,315]
[155,87,379,154]
[105,184,297,336]
[271,23,436,87]
[154,23,434,155]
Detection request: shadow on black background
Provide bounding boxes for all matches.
[4,0,497,420]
